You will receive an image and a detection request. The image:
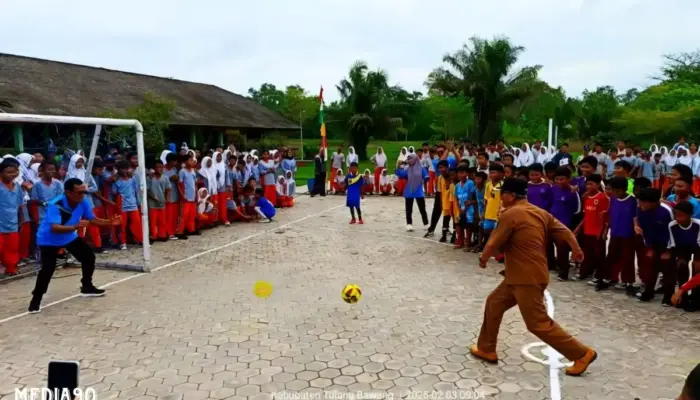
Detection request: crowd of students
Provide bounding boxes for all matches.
[0,142,297,276]
[329,138,700,312]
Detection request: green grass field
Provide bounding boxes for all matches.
[285,139,425,187]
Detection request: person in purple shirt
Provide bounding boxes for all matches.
[668,201,700,311]
[598,177,638,293]
[550,167,581,280]
[634,188,674,304]
[526,163,553,212]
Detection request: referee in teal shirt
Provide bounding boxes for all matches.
[29,178,121,314]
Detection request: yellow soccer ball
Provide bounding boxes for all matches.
[341,284,362,304]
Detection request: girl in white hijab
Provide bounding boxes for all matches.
[678,146,693,167]
[66,154,87,182]
[198,156,218,196]
[518,143,533,167]
[213,151,228,224]
[370,147,387,193]
[396,146,408,169]
[16,153,35,183]
[408,146,416,155]
[379,168,392,195]
[196,187,216,228]
[346,146,359,167]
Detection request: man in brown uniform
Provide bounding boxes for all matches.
[470,178,597,376]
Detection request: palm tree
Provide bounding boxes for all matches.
[336,61,405,160]
[426,37,544,145]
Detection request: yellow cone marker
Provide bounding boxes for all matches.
[253,281,273,298]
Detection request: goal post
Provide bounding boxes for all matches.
[0,113,152,272]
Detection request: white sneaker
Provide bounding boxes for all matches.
[224,221,231,226]
[169,235,178,240]
[258,219,272,223]
[120,244,128,251]
[406,225,414,232]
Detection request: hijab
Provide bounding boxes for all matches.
[198,156,218,195]
[285,170,296,194]
[347,146,359,166]
[66,154,86,182]
[213,151,226,187]
[276,175,287,195]
[374,147,387,167]
[335,168,344,182]
[16,153,35,182]
[518,143,532,167]
[408,146,416,155]
[30,164,41,183]
[513,149,521,167]
[397,147,408,167]
[380,168,390,185]
[160,150,171,165]
[197,188,214,214]
[405,154,423,193]
[678,146,692,166]
[666,149,678,166]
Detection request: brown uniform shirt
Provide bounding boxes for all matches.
[484,200,577,285]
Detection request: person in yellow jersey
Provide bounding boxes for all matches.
[438,162,454,243]
[482,164,504,251]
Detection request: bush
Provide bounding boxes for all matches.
[259,132,288,151]
[302,145,318,159]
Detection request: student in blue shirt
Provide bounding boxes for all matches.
[112,160,143,250]
[29,161,63,225]
[254,188,276,223]
[29,178,121,313]
[177,154,199,237]
[0,159,25,276]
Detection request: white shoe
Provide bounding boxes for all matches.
[224,221,231,226]
[169,235,178,240]
[258,219,272,223]
[120,244,128,250]
[406,225,414,232]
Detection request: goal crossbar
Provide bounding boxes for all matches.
[1,113,152,272]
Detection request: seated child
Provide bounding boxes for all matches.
[226,197,252,222]
[284,170,295,207]
[394,162,407,196]
[240,178,256,215]
[332,169,346,194]
[362,169,374,195]
[276,175,289,208]
[254,188,276,223]
[379,169,392,195]
[197,188,217,229]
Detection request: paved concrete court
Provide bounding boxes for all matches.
[0,194,699,400]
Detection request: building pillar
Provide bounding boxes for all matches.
[190,131,197,149]
[12,125,24,153]
[218,131,224,147]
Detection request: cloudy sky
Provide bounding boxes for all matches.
[3,0,698,101]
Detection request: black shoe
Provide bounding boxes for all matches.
[595,280,610,291]
[625,284,637,296]
[81,286,106,297]
[661,296,672,307]
[424,231,434,238]
[637,292,654,302]
[439,233,447,243]
[93,247,109,254]
[557,276,569,282]
[176,234,189,240]
[189,231,202,236]
[449,233,456,244]
[28,296,41,314]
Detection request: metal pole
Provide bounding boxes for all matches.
[85,125,101,176]
[135,122,151,272]
[547,119,553,149]
[554,126,559,148]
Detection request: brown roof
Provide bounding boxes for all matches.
[0,53,297,130]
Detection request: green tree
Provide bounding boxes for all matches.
[336,61,406,159]
[577,86,621,140]
[247,83,286,113]
[426,36,544,144]
[283,85,319,126]
[100,92,176,153]
[423,95,473,140]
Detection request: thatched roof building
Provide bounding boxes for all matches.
[0,53,296,130]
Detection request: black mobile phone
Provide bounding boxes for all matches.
[47,361,79,399]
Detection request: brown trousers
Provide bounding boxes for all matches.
[477,281,589,362]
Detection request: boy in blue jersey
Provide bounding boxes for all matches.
[453,165,475,249]
[472,171,487,253]
[345,162,364,224]
[254,188,276,223]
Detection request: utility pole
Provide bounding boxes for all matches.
[299,110,304,159]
